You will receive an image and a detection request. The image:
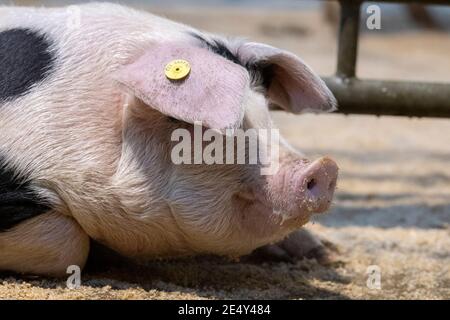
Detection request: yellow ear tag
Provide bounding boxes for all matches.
[165,59,191,80]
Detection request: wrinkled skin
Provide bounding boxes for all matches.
[0,3,338,276]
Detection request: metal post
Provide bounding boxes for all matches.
[336,0,362,78]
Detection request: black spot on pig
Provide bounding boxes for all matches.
[190,32,271,90]
[0,156,50,232]
[0,28,55,102]
[190,33,242,66]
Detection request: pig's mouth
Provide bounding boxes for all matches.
[233,193,313,239]
[234,190,329,233]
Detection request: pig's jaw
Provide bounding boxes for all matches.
[233,192,313,242]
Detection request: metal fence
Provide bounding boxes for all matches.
[322,0,450,118]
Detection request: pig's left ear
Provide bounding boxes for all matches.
[238,42,337,113]
[115,43,249,130]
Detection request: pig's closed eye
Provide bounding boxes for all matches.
[167,116,183,125]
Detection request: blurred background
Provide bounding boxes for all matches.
[2,0,449,299]
[11,1,450,81]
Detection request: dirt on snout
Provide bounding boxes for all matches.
[0,5,449,300]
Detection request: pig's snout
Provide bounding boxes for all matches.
[264,156,338,221]
[298,157,338,214]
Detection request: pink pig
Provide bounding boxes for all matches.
[0,3,338,276]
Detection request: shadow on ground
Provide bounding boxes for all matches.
[0,255,352,300]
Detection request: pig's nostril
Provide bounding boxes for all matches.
[306,178,317,191]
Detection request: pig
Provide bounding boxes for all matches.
[0,3,338,277]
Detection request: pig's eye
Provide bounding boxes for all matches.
[167,116,183,125]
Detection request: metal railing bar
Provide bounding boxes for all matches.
[324,77,450,118]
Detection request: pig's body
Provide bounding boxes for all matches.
[0,3,338,276]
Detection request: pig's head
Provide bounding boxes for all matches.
[114,34,338,257]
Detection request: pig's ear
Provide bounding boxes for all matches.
[115,43,249,130]
[238,42,337,113]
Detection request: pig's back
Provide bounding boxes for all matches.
[0,4,190,207]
